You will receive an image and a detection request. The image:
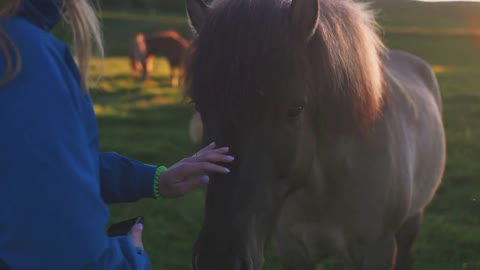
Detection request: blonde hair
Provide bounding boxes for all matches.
[0,0,104,91]
[0,1,21,84]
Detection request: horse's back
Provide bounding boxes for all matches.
[383,49,446,213]
[385,50,442,112]
[147,31,190,49]
[145,31,190,67]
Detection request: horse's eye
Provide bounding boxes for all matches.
[288,106,304,118]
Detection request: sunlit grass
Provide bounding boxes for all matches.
[89,57,186,117]
[431,65,466,74]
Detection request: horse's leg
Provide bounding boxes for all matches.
[352,234,397,270]
[142,55,154,81]
[179,66,185,88]
[141,58,148,81]
[134,60,143,76]
[393,213,423,270]
[171,67,179,88]
[130,59,141,77]
[146,55,155,74]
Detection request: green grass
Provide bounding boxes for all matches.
[85,2,480,269]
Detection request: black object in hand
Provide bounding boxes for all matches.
[107,216,144,237]
[0,259,10,270]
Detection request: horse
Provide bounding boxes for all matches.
[185,0,446,269]
[189,110,203,147]
[128,30,191,88]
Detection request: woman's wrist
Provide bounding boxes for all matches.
[153,166,168,199]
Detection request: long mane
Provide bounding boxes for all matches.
[186,0,386,135]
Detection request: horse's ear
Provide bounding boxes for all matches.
[290,0,320,42]
[186,0,208,33]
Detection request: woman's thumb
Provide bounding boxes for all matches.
[129,223,144,250]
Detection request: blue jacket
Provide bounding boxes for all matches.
[0,1,156,269]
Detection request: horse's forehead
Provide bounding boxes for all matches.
[189,0,312,130]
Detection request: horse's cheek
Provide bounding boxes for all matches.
[292,116,317,179]
[269,124,298,176]
[274,117,315,181]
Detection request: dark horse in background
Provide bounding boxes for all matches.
[129,30,191,88]
[185,0,446,269]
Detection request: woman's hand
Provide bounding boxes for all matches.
[158,142,234,198]
[130,223,144,250]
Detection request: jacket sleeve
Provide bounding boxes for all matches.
[0,39,153,269]
[99,152,157,203]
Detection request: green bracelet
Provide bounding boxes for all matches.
[153,166,168,199]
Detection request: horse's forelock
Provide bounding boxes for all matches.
[187,0,301,128]
[187,0,385,134]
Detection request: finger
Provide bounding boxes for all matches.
[180,162,230,177]
[189,153,235,163]
[213,146,230,154]
[186,147,234,162]
[196,142,216,154]
[187,147,231,161]
[180,175,210,194]
[129,224,144,250]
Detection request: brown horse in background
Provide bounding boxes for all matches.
[129,30,191,88]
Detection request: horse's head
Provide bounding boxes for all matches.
[186,0,385,269]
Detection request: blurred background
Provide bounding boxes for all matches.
[55,0,480,269]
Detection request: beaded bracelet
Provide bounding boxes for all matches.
[153,166,168,199]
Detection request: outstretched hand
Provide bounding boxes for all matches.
[158,142,234,198]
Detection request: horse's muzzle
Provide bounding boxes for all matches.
[192,252,254,270]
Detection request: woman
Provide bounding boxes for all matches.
[0,0,232,269]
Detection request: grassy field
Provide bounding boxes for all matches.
[82,1,480,269]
